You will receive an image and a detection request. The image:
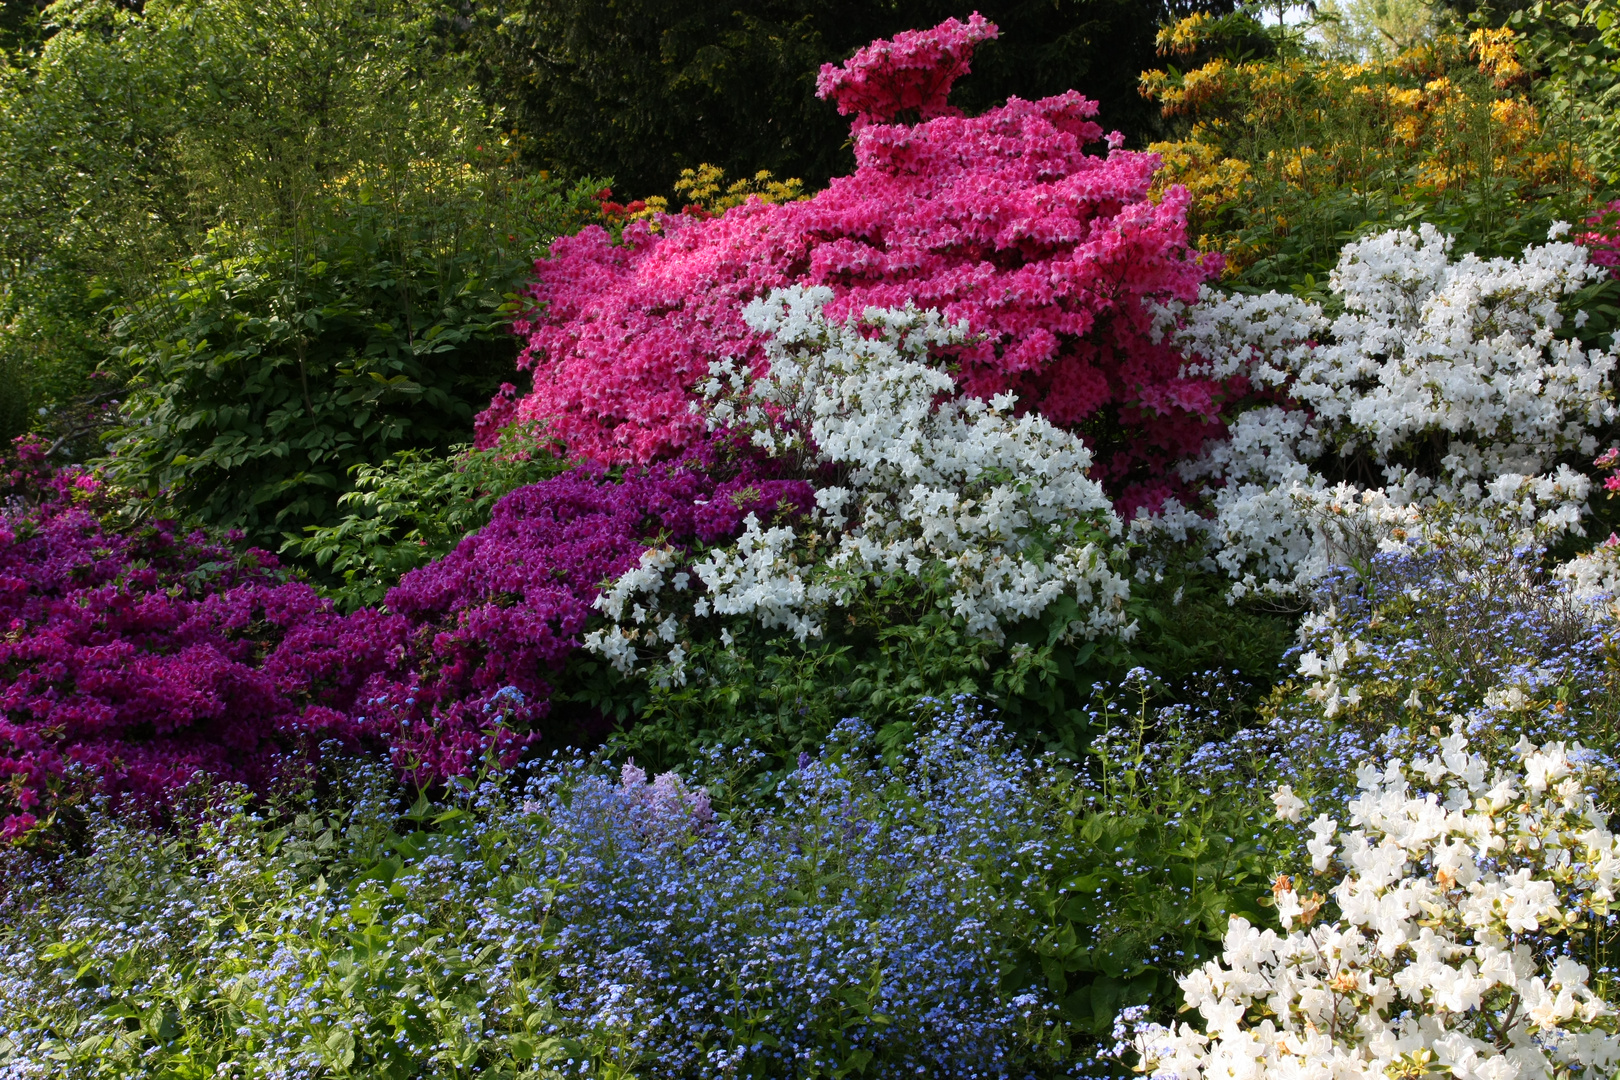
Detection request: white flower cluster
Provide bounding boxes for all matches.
[584,286,1132,682]
[1149,224,1618,595]
[1555,536,1620,602]
[1132,732,1620,1080]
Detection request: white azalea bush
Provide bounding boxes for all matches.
[1130,732,1620,1080]
[584,285,1133,688]
[1149,223,1620,597]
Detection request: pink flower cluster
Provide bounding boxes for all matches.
[1594,447,1619,548]
[1578,200,1620,271]
[814,12,998,128]
[490,16,1222,513]
[0,436,809,840]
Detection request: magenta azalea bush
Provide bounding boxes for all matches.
[0,434,808,839]
[0,437,363,841]
[487,14,1222,513]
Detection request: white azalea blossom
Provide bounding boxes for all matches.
[1554,536,1620,601]
[1146,224,1619,595]
[585,286,1132,678]
[1271,784,1306,822]
[1130,732,1620,1080]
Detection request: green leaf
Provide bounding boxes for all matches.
[324,1026,356,1068]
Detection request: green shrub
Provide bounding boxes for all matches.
[103,180,597,551]
[1005,674,1276,1049]
[0,0,572,458]
[1512,0,1620,186]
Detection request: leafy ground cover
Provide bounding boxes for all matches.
[2,2,1620,1077]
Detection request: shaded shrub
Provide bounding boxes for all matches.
[455,0,1247,200]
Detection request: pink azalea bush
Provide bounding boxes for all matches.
[492,14,1222,512]
[0,435,809,841]
[814,12,999,128]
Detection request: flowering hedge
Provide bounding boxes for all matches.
[490,15,1220,514]
[0,433,809,835]
[0,437,372,841]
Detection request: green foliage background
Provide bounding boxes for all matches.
[0,0,594,458]
[452,0,1250,200]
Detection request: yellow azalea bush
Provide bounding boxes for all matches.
[1141,17,1597,285]
[670,162,807,213]
[607,162,810,227]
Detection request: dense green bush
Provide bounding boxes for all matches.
[1512,0,1620,186]
[1009,675,1274,1047]
[0,353,28,444]
[104,181,597,551]
[0,0,557,455]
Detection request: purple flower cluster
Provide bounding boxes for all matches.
[373,449,812,782]
[0,436,811,840]
[0,438,359,841]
